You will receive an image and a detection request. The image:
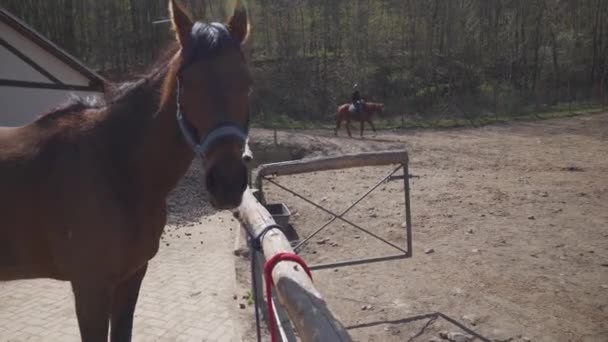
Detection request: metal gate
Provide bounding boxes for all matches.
[255,150,413,271]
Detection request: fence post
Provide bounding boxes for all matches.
[493,80,499,121]
[601,73,606,111]
[568,79,572,114]
[243,138,253,186]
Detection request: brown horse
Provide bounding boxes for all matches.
[0,1,251,341]
[334,101,385,137]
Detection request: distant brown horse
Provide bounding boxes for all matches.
[334,102,385,137]
[0,1,251,341]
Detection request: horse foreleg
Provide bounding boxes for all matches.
[72,281,111,342]
[346,119,352,137]
[110,264,148,342]
[367,119,376,134]
[335,116,341,136]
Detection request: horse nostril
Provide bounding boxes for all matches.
[206,163,246,190]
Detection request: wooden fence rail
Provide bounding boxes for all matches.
[256,150,408,180]
[234,188,353,342]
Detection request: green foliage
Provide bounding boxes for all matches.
[4,0,606,127]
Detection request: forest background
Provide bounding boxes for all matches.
[4,0,607,128]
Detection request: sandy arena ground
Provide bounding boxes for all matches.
[234,112,608,342]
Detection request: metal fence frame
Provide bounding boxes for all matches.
[255,150,413,271]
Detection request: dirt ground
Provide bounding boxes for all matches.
[234,112,608,342]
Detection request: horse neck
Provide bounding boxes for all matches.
[130,65,194,201]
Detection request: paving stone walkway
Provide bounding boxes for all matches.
[0,212,241,342]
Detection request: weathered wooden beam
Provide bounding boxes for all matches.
[257,150,408,180]
[234,188,353,342]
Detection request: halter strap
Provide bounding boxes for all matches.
[175,78,249,158]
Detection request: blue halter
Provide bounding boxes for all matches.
[175,78,249,158]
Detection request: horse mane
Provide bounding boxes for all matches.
[34,44,179,132]
[34,95,103,124]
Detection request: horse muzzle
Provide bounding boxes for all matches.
[205,156,248,209]
[176,111,250,209]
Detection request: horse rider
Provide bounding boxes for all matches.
[351,83,364,114]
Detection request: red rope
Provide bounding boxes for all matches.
[263,252,313,342]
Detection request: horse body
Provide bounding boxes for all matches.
[334,101,384,137]
[0,1,251,341]
[2,112,167,278]
[0,72,189,340]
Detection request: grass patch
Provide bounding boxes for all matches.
[252,102,604,131]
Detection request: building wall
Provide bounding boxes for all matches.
[0,20,103,127]
[0,21,92,85]
[0,43,48,83]
[0,87,101,126]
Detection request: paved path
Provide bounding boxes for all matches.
[0,213,241,342]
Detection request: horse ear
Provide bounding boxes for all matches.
[228,0,249,44]
[169,0,193,47]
